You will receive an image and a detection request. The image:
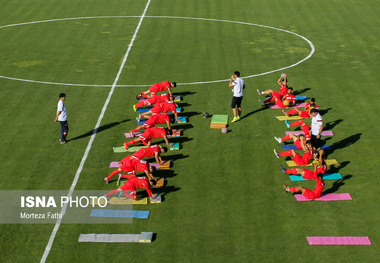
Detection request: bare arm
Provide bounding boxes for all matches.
[54,110,62,122]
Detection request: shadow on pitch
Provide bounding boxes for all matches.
[174,91,196,97]
[68,119,130,142]
[324,119,343,130]
[157,185,181,200]
[319,107,332,115]
[323,175,353,194]
[166,153,190,162]
[181,111,201,120]
[293,87,311,96]
[328,133,362,154]
[175,123,194,131]
[154,169,177,179]
[326,161,350,173]
[241,105,269,120]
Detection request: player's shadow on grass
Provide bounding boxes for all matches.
[329,133,362,154]
[293,88,311,96]
[167,154,190,162]
[156,185,181,200]
[324,119,343,130]
[319,108,332,115]
[154,169,177,178]
[68,119,130,142]
[178,102,191,108]
[181,111,201,120]
[323,175,352,194]
[241,106,269,120]
[176,124,194,131]
[327,161,350,173]
[174,91,196,97]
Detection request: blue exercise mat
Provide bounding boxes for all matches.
[282,144,332,150]
[90,209,150,219]
[289,173,343,181]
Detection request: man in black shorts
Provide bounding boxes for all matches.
[228,71,245,123]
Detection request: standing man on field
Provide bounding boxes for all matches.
[229,71,245,123]
[54,93,69,144]
[310,108,323,149]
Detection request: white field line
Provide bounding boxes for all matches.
[39,1,152,262]
[0,16,314,87]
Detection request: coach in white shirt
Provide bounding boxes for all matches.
[310,109,323,149]
[228,71,245,123]
[54,93,69,144]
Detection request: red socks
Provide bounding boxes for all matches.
[289,120,304,127]
[120,174,136,180]
[279,150,292,157]
[135,101,144,108]
[105,189,119,197]
[286,168,298,175]
[288,187,298,193]
[130,128,139,134]
[281,134,291,141]
[287,108,297,115]
[106,170,120,181]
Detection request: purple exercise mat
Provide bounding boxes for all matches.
[285,130,334,136]
[268,102,307,109]
[294,193,352,201]
[307,236,371,245]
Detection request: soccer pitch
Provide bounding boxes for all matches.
[0,0,379,262]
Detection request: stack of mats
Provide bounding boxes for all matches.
[210,115,228,129]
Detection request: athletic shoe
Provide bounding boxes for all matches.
[117,173,122,187]
[274,149,280,158]
[102,194,109,201]
[117,190,124,199]
[259,100,265,104]
[274,136,282,144]
[133,105,137,112]
[136,114,142,122]
[60,141,66,144]
[257,89,262,95]
[236,116,240,121]
[280,165,286,174]
[104,177,109,184]
[231,117,238,123]
[129,131,134,137]
[123,143,129,150]
[136,95,141,100]
[283,184,289,192]
[285,120,290,128]
[282,110,288,116]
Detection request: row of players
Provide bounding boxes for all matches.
[257,74,327,200]
[103,81,178,201]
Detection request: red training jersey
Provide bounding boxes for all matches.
[121,177,152,197]
[150,81,171,93]
[132,144,161,160]
[140,127,167,141]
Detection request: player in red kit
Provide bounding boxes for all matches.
[131,144,168,164]
[133,93,171,112]
[129,113,173,136]
[285,120,311,138]
[137,81,176,98]
[138,101,179,122]
[104,158,156,184]
[272,88,296,108]
[283,173,325,200]
[257,73,288,100]
[274,133,309,151]
[274,140,314,166]
[282,98,318,118]
[123,127,172,149]
[281,158,327,180]
[104,177,159,200]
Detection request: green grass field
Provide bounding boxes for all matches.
[0,0,379,262]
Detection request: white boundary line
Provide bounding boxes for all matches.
[0,16,314,87]
[39,1,152,262]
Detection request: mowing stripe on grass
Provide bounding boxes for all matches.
[39,1,152,262]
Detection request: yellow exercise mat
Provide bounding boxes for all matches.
[286,159,339,167]
[275,116,303,121]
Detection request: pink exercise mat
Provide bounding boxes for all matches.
[294,193,352,201]
[307,236,371,245]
